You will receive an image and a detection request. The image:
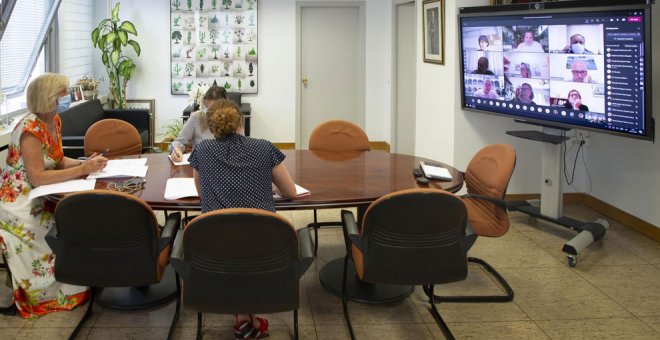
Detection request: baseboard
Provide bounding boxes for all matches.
[273,142,296,150]
[506,193,660,242]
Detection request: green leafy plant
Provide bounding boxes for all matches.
[91,3,140,109]
[160,119,183,143]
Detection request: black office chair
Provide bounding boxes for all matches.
[340,188,471,340]
[169,208,314,340]
[47,190,181,340]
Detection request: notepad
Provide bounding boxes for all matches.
[164,178,198,200]
[419,161,452,181]
[87,158,149,179]
[28,179,97,200]
[169,153,191,166]
[273,184,311,200]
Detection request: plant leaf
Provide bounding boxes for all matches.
[111,50,120,65]
[127,40,141,56]
[99,34,107,50]
[111,3,120,22]
[106,32,116,45]
[101,53,109,66]
[118,31,128,45]
[119,21,137,35]
[91,27,100,46]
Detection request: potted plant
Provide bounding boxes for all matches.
[91,2,141,109]
[160,119,183,143]
[74,74,102,100]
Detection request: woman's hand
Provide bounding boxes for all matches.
[170,147,183,162]
[80,154,107,174]
[571,98,582,110]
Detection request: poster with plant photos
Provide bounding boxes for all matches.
[170,0,258,95]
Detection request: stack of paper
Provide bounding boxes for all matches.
[87,158,149,179]
[169,153,191,166]
[273,184,311,199]
[419,161,453,180]
[164,178,198,200]
[28,179,97,200]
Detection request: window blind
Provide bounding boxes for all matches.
[0,0,60,97]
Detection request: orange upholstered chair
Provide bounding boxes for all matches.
[307,120,370,255]
[426,143,517,303]
[84,118,143,157]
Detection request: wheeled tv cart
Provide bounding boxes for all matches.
[507,127,609,267]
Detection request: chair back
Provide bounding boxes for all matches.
[179,208,303,314]
[84,118,143,157]
[53,190,165,287]
[464,144,516,237]
[308,120,370,152]
[356,188,468,285]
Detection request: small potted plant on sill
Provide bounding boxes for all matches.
[74,74,102,100]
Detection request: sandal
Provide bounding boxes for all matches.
[250,315,270,339]
[234,316,255,340]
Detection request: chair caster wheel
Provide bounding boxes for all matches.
[567,255,577,267]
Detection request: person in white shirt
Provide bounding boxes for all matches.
[474,79,500,99]
[568,60,595,83]
[516,31,544,53]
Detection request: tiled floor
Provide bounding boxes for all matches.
[1,205,659,339]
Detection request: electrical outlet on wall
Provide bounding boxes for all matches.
[575,130,590,147]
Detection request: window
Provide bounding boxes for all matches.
[1,0,59,117]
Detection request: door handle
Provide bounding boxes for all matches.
[302,78,309,87]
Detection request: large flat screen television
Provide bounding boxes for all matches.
[459,0,653,141]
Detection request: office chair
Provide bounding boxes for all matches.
[340,188,471,340]
[47,190,181,340]
[169,208,314,340]
[83,118,160,157]
[425,143,517,303]
[307,120,370,256]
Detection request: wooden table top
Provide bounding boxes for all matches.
[81,150,464,211]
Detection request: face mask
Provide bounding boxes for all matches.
[55,95,71,113]
[571,43,585,54]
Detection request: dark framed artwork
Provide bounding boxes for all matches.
[422,0,444,64]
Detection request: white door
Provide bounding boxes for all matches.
[299,6,364,149]
[394,2,416,155]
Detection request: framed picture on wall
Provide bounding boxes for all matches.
[69,86,84,102]
[422,0,445,64]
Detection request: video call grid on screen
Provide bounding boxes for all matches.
[460,8,648,137]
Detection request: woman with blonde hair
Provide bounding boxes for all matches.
[188,99,296,338]
[0,73,107,317]
[169,86,232,161]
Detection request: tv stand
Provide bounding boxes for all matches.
[507,127,609,267]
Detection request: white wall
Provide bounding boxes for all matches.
[91,0,391,144]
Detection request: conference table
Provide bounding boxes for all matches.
[72,150,464,304]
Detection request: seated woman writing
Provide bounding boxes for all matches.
[0,73,107,317]
[188,99,297,338]
[169,86,244,162]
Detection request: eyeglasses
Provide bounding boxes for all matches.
[572,70,588,75]
[107,177,145,193]
[569,93,581,98]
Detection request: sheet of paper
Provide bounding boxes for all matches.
[86,158,149,179]
[164,178,199,200]
[28,179,97,200]
[168,153,191,166]
[273,184,311,199]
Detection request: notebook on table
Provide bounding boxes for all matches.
[419,161,453,181]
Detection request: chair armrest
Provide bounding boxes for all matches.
[461,193,508,209]
[341,209,363,252]
[169,227,188,280]
[158,212,181,252]
[239,103,251,116]
[45,226,58,254]
[297,228,315,276]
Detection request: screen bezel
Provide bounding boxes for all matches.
[458,1,653,141]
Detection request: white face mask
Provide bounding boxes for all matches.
[571,43,586,54]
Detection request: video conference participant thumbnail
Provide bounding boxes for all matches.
[464,50,504,76]
[464,74,504,99]
[549,54,605,84]
[461,26,504,52]
[502,26,549,53]
[550,81,605,114]
[504,77,550,107]
[503,52,550,79]
[548,24,604,55]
